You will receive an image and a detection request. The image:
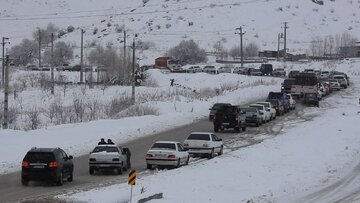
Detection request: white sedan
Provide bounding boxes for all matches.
[145,141,189,169]
[183,132,223,159]
[249,104,271,123]
[256,102,276,120]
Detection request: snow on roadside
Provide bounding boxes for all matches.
[59,75,360,202]
[0,70,282,175]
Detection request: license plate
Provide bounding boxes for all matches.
[33,166,45,169]
[222,123,230,125]
[155,154,166,157]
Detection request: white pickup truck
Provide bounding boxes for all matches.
[89,144,131,175]
[183,132,223,159]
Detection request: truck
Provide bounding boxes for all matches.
[154,57,182,72]
[213,105,246,133]
[267,92,290,113]
[291,72,318,98]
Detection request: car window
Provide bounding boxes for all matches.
[60,150,68,159]
[187,134,211,141]
[212,134,220,141]
[151,143,176,150]
[177,143,184,151]
[93,146,119,153]
[25,152,55,162]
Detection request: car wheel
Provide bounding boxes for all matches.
[67,172,73,182]
[242,126,246,131]
[116,167,122,175]
[146,164,152,170]
[214,125,219,132]
[89,168,94,175]
[56,172,63,186]
[208,148,215,159]
[219,146,224,155]
[185,156,190,165]
[176,159,181,168]
[234,127,240,133]
[21,177,28,186]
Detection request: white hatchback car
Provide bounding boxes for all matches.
[183,132,223,159]
[145,141,189,169]
[256,102,276,120]
[249,104,271,123]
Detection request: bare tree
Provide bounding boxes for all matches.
[167,39,207,64]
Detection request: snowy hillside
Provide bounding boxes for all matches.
[1,0,359,62]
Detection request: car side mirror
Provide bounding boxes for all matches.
[68,155,73,160]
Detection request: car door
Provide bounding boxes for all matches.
[211,134,222,153]
[59,149,70,176]
[177,143,187,164]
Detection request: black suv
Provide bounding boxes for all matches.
[213,105,246,132]
[21,147,74,186]
[208,103,231,121]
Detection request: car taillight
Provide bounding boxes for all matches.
[167,155,176,159]
[48,161,58,167]
[146,154,153,158]
[21,161,29,167]
[203,144,209,147]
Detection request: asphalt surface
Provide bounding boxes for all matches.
[0,101,306,203]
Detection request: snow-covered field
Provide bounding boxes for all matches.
[58,60,360,202]
[0,69,282,174]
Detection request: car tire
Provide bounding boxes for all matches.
[185,156,190,165]
[116,166,123,175]
[56,172,63,186]
[219,146,223,155]
[67,172,73,182]
[146,164,152,170]
[89,168,94,175]
[242,126,246,131]
[208,148,215,159]
[21,177,28,186]
[176,159,181,168]
[255,122,259,127]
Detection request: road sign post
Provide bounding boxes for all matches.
[128,170,136,203]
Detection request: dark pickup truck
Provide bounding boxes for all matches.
[281,78,295,94]
[213,105,246,133]
[267,92,290,113]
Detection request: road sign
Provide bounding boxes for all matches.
[128,170,136,185]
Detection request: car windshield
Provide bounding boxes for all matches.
[187,134,210,141]
[151,143,176,150]
[93,146,119,153]
[266,99,279,106]
[241,107,257,112]
[25,152,55,162]
[250,105,263,110]
[257,103,269,108]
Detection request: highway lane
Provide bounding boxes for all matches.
[0,102,305,202]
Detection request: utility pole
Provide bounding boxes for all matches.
[235,26,245,67]
[80,29,84,83]
[2,37,9,87]
[51,33,54,94]
[38,29,42,68]
[277,33,283,61]
[131,38,135,104]
[123,30,127,84]
[283,22,288,60]
[3,55,9,129]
